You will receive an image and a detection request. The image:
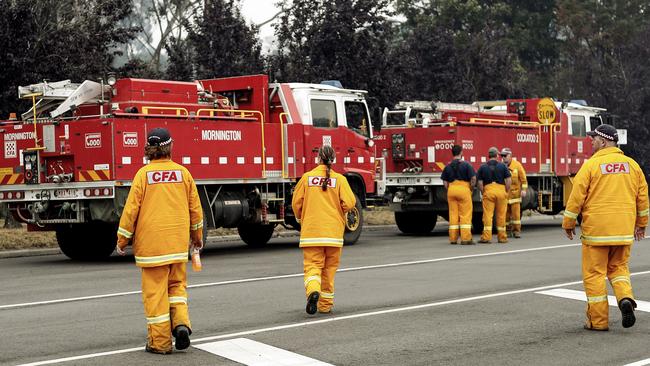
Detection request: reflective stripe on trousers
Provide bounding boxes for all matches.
[481,183,508,242]
[582,245,633,329]
[142,263,191,352]
[303,246,342,312]
[448,180,473,243]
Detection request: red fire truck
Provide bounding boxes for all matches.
[374,98,620,233]
[0,75,377,259]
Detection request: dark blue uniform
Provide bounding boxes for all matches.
[477,160,511,185]
[441,159,476,182]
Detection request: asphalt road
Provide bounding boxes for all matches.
[3,216,650,366]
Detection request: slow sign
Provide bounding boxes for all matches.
[537,98,556,124]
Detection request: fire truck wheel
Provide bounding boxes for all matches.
[55,221,117,261]
[394,211,437,234]
[237,223,275,247]
[343,194,364,245]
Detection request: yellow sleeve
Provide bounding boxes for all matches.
[562,163,591,229]
[519,162,528,190]
[339,176,357,212]
[186,170,204,242]
[117,169,145,248]
[291,175,307,220]
[636,167,649,228]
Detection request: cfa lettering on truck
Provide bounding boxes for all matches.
[147,170,183,184]
[600,162,630,174]
[308,176,337,188]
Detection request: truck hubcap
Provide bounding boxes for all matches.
[346,207,360,231]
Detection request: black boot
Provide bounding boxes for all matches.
[173,325,191,350]
[306,291,319,315]
[619,298,636,328]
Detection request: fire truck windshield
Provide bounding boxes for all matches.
[345,101,370,137]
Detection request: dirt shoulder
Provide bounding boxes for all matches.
[0,208,397,251]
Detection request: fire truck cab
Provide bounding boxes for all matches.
[374,98,615,234]
[0,75,376,260]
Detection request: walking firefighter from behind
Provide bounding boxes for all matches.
[116,127,204,354]
[562,124,649,331]
[291,145,356,315]
[441,144,476,245]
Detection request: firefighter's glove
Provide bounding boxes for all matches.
[635,226,646,241]
[115,245,126,256]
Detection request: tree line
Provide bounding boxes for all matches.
[1,0,649,172]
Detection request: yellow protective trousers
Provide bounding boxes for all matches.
[506,198,522,234]
[481,183,508,242]
[447,181,473,243]
[141,262,191,352]
[303,246,342,312]
[582,245,634,329]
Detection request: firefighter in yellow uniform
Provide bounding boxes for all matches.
[116,128,203,353]
[441,145,476,244]
[477,147,512,243]
[292,145,356,314]
[500,148,528,238]
[563,124,648,331]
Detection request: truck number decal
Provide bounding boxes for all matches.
[516,133,538,143]
[147,170,183,184]
[4,141,16,158]
[434,140,454,150]
[85,133,102,148]
[123,132,138,147]
[600,162,629,175]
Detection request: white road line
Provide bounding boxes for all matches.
[625,358,650,366]
[18,270,650,366]
[536,288,650,312]
[194,338,333,365]
[0,242,581,310]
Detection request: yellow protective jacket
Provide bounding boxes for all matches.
[117,159,203,267]
[507,159,528,202]
[292,165,356,247]
[562,147,649,245]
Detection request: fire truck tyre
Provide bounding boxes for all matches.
[238,224,275,247]
[344,194,364,245]
[56,222,117,261]
[394,211,437,234]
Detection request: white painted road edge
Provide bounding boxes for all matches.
[195,337,334,366]
[0,242,581,310]
[16,270,650,366]
[625,358,650,366]
[536,288,650,312]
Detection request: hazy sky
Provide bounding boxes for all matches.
[240,0,280,53]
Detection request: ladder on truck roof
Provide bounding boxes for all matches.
[18,80,106,120]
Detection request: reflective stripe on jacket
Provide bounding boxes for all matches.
[562,147,649,246]
[291,165,356,248]
[507,159,528,199]
[117,159,203,267]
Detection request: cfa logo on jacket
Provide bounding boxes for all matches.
[147,170,183,184]
[600,162,630,175]
[308,176,337,188]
